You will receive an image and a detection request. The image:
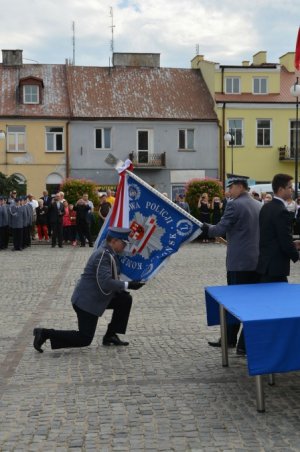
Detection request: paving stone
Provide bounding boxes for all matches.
[0,242,300,450]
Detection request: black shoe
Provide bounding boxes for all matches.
[208,338,236,348]
[102,333,129,346]
[33,328,47,353]
[236,348,246,356]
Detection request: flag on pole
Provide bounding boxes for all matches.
[295,27,300,70]
[95,160,202,281]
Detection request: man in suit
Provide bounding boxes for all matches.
[33,227,144,353]
[257,173,300,282]
[201,177,262,354]
[48,193,65,248]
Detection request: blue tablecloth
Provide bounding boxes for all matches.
[205,283,300,376]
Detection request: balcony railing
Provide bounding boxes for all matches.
[278,146,297,161]
[129,151,166,168]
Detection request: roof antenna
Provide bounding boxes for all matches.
[196,43,199,55]
[72,21,76,65]
[109,7,115,64]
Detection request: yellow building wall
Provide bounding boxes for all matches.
[219,106,298,182]
[0,120,67,196]
[222,70,280,93]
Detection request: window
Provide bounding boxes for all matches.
[46,127,63,152]
[253,78,267,94]
[136,129,153,163]
[227,119,243,146]
[290,120,300,157]
[136,129,153,152]
[12,173,27,195]
[137,130,149,150]
[7,126,26,152]
[225,77,240,94]
[178,129,194,150]
[257,120,271,146]
[95,128,111,149]
[23,85,39,104]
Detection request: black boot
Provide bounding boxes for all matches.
[33,328,49,353]
[102,332,129,346]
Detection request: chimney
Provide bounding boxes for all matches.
[191,55,205,68]
[2,49,23,66]
[252,51,267,66]
[112,53,160,68]
[242,60,250,67]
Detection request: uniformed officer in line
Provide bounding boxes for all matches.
[33,227,145,353]
[9,197,24,251]
[22,196,33,248]
[0,196,9,250]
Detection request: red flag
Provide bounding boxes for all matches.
[295,27,300,70]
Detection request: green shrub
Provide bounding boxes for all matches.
[185,178,224,220]
[60,178,99,208]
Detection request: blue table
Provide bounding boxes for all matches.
[205,283,300,412]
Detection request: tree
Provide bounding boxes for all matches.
[0,172,24,196]
[185,178,224,220]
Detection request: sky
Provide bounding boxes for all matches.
[0,0,299,68]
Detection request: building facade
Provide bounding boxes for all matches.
[0,50,69,195]
[67,55,219,199]
[192,51,300,184]
[0,51,219,198]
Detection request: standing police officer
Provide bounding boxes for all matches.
[0,196,9,249]
[9,197,24,251]
[201,177,262,354]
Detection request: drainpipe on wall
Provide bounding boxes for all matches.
[66,121,70,178]
[221,102,226,189]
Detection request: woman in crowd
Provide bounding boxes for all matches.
[198,193,210,242]
[211,196,223,225]
[68,203,77,246]
[62,200,72,243]
[98,194,111,229]
[36,199,49,241]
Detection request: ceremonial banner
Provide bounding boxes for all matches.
[95,160,202,281]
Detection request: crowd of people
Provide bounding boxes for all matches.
[0,189,116,251]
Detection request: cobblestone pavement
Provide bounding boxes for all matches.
[1,241,300,451]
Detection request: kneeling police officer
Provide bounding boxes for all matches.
[33,226,144,352]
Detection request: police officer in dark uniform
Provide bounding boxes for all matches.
[33,227,144,353]
[9,197,24,251]
[0,196,9,249]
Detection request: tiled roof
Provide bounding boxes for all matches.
[0,64,70,117]
[0,63,217,121]
[66,66,217,120]
[215,67,300,103]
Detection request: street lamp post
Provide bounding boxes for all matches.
[224,129,235,176]
[290,78,300,199]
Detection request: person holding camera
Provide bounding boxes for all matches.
[33,227,144,353]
